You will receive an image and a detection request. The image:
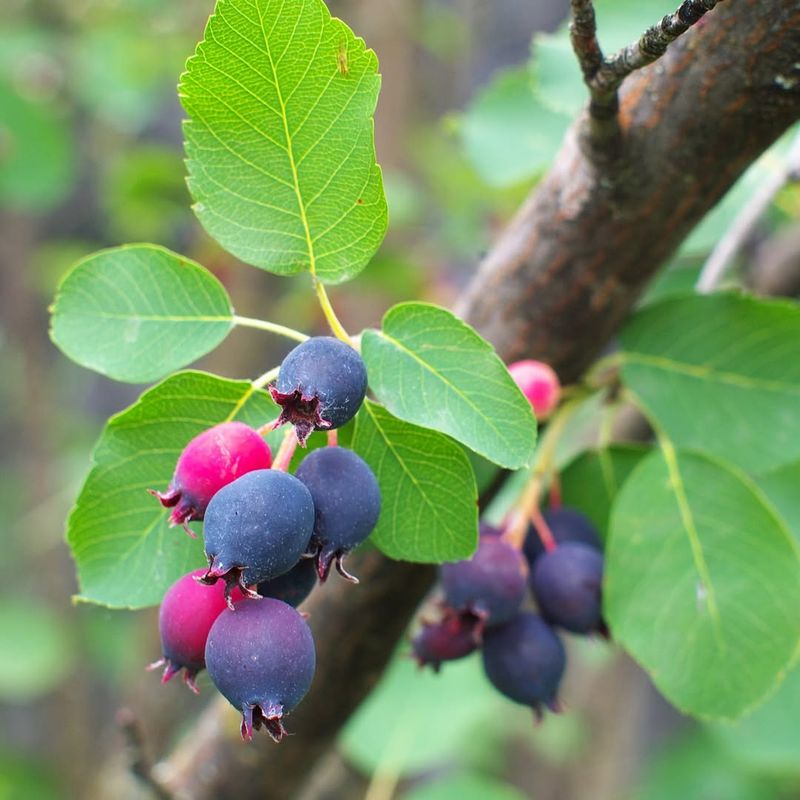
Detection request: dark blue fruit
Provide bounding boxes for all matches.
[531,542,605,634]
[440,537,527,628]
[270,336,368,445]
[257,558,318,608]
[200,469,314,607]
[524,506,602,566]
[295,447,380,582]
[482,612,565,718]
[205,598,316,741]
[411,611,480,672]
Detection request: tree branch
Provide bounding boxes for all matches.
[569,0,603,82]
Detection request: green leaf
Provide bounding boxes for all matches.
[606,446,800,720]
[352,400,478,562]
[560,444,649,540]
[754,460,800,546]
[361,303,537,469]
[49,244,234,383]
[620,293,800,475]
[401,774,527,800]
[180,0,387,283]
[68,371,277,609]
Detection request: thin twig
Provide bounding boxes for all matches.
[696,130,800,293]
[117,708,175,800]
[569,0,603,81]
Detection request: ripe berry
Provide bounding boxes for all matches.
[411,611,480,672]
[508,359,560,420]
[524,506,602,566]
[479,521,501,539]
[205,598,316,742]
[257,558,318,608]
[148,569,242,693]
[482,612,565,718]
[201,469,315,607]
[151,422,272,531]
[295,447,380,582]
[270,336,368,445]
[531,542,605,634]
[440,537,528,629]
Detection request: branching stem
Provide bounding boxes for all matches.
[232,315,309,342]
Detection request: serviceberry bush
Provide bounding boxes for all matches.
[48,0,800,745]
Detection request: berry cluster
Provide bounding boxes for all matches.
[148,337,380,741]
[413,506,605,719]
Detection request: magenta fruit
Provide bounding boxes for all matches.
[151,421,272,531]
[508,359,560,420]
[411,611,481,672]
[205,598,316,742]
[524,506,602,566]
[257,557,318,608]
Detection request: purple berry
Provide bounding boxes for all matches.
[411,611,480,672]
[148,569,243,693]
[524,507,602,566]
[295,446,381,582]
[440,537,528,628]
[150,422,272,531]
[205,598,316,742]
[482,612,565,718]
[257,558,318,607]
[479,522,502,539]
[200,469,314,607]
[270,337,368,445]
[531,542,605,634]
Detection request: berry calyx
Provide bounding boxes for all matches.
[200,469,315,608]
[257,557,318,608]
[508,360,561,420]
[150,422,272,532]
[411,610,481,672]
[148,569,242,693]
[205,598,316,742]
[270,336,368,445]
[295,446,381,582]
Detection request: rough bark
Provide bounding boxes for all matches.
[128,2,800,798]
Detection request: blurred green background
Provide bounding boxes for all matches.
[2,0,799,798]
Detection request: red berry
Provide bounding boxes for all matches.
[508,360,560,420]
[151,422,272,531]
[411,610,481,672]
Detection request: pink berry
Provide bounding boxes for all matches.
[148,569,243,693]
[508,360,561,420]
[150,421,272,531]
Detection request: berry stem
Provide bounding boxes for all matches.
[272,428,299,472]
[327,429,338,447]
[313,276,353,346]
[530,505,558,553]
[257,416,283,436]
[252,366,280,390]
[232,315,309,343]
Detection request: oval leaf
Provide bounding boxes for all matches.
[68,371,277,608]
[361,303,537,469]
[620,293,800,475]
[50,244,234,383]
[180,0,387,283]
[606,445,800,720]
[352,400,478,563]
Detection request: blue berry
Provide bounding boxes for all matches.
[482,613,565,718]
[295,447,380,582]
[531,542,605,634]
[205,598,316,741]
[257,558,318,608]
[524,507,601,566]
[200,469,314,607]
[270,337,368,445]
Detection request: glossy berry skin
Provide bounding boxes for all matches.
[482,612,566,718]
[411,611,480,672]
[257,558,318,607]
[508,360,560,420]
[201,470,315,607]
[524,507,602,566]
[532,542,605,634]
[148,569,242,693]
[205,598,316,741]
[270,337,368,445]
[440,537,528,628]
[295,447,380,582]
[151,422,272,531]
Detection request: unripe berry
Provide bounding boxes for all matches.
[524,506,602,566]
[257,558,318,608]
[270,336,368,445]
[482,612,565,718]
[201,470,315,607]
[531,542,605,634]
[151,422,272,530]
[205,598,316,741]
[411,611,480,672]
[508,360,560,420]
[148,569,242,693]
[295,446,381,581]
[440,537,528,628]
